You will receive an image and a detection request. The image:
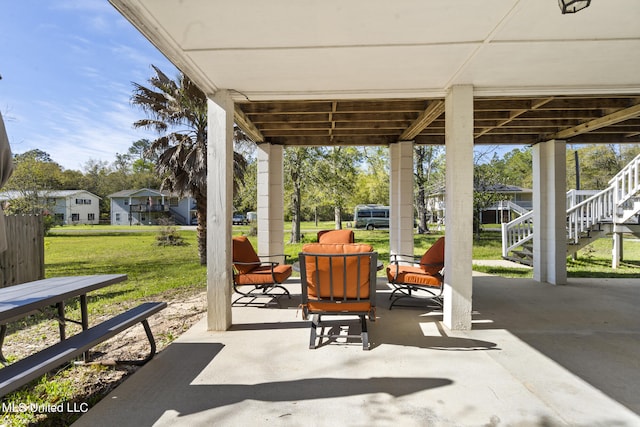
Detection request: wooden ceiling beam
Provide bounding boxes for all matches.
[335,121,411,130]
[331,112,419,122]
[248,113,329,123]
[239,101,333,114]
[475,97,554,138]
[234,106,264,143]
[336,100,428,113]
[552,103,640,140]
[268,135,395,146]
[561,133,640,144]
[398,100,445,141]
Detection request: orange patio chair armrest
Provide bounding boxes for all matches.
[233,260,277,269]
[389,254,421,265]
[259,254,289,262]
[233,260,263,267]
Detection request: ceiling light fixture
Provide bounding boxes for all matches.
[559,0,591,14]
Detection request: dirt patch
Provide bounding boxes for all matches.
[1,287,207,425]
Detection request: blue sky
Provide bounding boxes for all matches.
[0,0,178,171]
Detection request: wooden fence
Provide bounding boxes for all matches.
[0,215,45,287]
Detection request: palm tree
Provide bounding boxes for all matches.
[131,65,246,265]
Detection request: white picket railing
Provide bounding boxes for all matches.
[501,211,533,258]
[609,153,640,206]
[502,153,640,258]
[566,187,614,244]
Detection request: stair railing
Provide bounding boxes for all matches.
[502,153,640,260]
[501,211,533,258]
[609,153,640,206]
[566,186,614,244]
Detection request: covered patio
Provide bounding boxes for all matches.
[74,275,640,425]
[83,0,640,423]
[108,0,640,332]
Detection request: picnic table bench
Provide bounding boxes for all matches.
[0,275,166,397]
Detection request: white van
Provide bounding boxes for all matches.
[353,204,390,230]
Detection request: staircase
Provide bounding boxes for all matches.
[502,153,640,266]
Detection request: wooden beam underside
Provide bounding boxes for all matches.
[234,95,640,147]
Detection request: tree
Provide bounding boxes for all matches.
[315,146,361,229]
[131,65,246,265]
[4,150,64,231]
[352,147,389,206]
[496,148,532,188]
[6,150,63,192]
[567,144,640,191]
[414,146,443,233]
[473,163,507,239]
[284,147,318,243]
[234,158,257,215]
[128,139,156,164]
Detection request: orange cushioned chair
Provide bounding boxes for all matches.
[232,236,292,305]
[316,229,355,244]
[299,243,377,350]
[386,237,444,309]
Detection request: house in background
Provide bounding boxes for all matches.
[0,190,101,225]
[427,184,533,225]
[108,188,195,226]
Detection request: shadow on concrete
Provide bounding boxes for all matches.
[89,342,452,425]
[471,276,640,414]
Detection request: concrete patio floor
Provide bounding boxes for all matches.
[73,273,640,426]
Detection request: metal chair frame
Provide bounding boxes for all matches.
[300,250,377,350]
[387,254,444,310]
[232,255,292,306]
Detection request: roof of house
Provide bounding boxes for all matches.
[0,190,101,201]
[107,188,173,198]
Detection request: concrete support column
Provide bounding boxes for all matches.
[389,140,415,257]
[257,143,285,262]
[612,232,622,269]
[207,91,234,331]
[532,139,567,284]
[444,85,474,331]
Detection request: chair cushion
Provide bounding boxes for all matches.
[301,243,373,300]
[234,264,292,285]
[232,236,261,274]
[420,237,445,274]
[307,301,371,313]
[386,264,442,288]
[317,229,355,244]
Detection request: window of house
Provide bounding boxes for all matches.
[88,213,95,221]
[115,213,121,221]
[71,213,80,222]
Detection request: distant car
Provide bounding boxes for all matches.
[232,214,248,225]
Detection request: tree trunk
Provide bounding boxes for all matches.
[414,147,430,234]
[416,186,430,234]
[195,192,207,265]
[290,182,302,243]
[334,206,342,230]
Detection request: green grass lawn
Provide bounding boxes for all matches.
[45,229,207,316]
[46,222,640,282]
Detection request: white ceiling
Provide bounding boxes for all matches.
[110,0,640,101]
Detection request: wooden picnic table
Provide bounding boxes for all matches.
[0,274,127,364]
